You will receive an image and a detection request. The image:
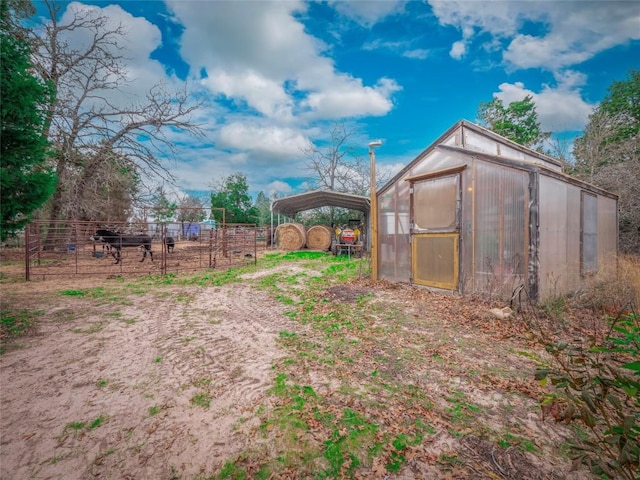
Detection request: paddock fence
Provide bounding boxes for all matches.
[24,220,270,281]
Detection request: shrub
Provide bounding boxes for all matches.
[536,312,639,479]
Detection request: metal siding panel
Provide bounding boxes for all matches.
[473,162,527,297]
[539,176,569,299]
[395,181,411,282]
[598,196,618,272]
[566,187,582,290]
[461,166,474,294]
[581,192,598,273]
[379,189,395,280]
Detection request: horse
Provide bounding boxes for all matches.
[164,236,175,253]
[91,229,153,264]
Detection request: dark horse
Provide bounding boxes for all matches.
[91,229,153,264]
[164,236,175,253]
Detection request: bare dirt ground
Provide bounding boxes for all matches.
[0,252,599,479]
[1,277,302,479]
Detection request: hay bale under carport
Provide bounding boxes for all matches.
[275,223,306,251]
[306,225,332,251]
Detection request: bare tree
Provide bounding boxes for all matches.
[303,123,368,194]
[176,195,206,238]
[29,0,205,225]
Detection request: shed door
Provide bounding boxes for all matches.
[411,174,461,290]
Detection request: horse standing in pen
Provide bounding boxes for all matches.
[91,229,154,264]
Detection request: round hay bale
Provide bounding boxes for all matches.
[276,223,306,251]
[306,225,332,251]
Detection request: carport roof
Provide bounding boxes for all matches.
[271,190,370,218]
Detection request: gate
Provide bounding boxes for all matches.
[25,220,266,280]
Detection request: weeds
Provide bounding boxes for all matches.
[191,393,212,408]
[0,308,43,352]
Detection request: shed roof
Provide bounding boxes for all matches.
[271,190,370,218]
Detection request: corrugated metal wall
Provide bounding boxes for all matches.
[469,162,528,298]
[598,195,618,275]
[379,180,411,282]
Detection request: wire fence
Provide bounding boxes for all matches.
[24,220,271,280]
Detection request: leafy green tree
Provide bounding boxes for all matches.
[150,186,177,224]
[210,173,258,225]
[477,95,550,150]
[598,69,640,144]
[573,70,640,254]
[0,5,57,240]
[254,191,271,227]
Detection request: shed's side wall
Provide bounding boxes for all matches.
[538,174,618,301]
[464,161,529,298]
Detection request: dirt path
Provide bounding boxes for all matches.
[1,282,301,479]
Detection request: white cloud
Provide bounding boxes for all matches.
[302,78,401,119]
[363,39,430,60]
[449,40,467,60]
[428,0,640,71]
[402,49,430,60]
[266,181,294,198]
[52,2,175,105]
[218,123,312,160]
[167,0,399,121]
[329,0,408,27]
[492,74,595,132]
[202,70,293,122]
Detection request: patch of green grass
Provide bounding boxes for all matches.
[148,405,160,416]
[445,390,480,425]
[96,379,107,388]
[89,415,107,430]
[193,377,212,388]
[216,460,247,479]
[61,287,108,298]
[191,392,212,408]
[65,421,86,432]
[154,356,162,363]
[0,308,43,344]
[275,294,295,305]
[497,432,538,453]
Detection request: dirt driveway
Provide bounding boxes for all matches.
[1,278,302,479]
[1,254,594,479]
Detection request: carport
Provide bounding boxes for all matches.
[270,190,371,250]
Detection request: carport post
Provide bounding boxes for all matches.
[369,140,382,281]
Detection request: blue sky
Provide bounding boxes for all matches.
[34,0,640,200]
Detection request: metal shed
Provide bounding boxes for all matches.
[376,120,618,302]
